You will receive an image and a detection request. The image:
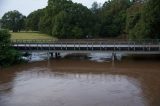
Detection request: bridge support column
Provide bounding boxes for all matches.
[55,52,61,59]
[50,52,54,58]
[112,53,116,61]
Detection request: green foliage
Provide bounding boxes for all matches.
[0,30,10,50]
[26,9,44,31]
[100,0,131,37]
[39,15,52,35]
[39,0,132,38]
[128,19,149,39]
[0,48,21,67]
[1,0,159,40]
[1,10,26,32]
[143,0,160,39]
[39,0,95,38]
[126,2,144,39]
[72,27,83,38]
[126,0,160,39]
[0,30,21,67]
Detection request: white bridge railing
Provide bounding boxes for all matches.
[11,39,160,54]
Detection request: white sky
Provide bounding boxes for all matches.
[0,0,106,18]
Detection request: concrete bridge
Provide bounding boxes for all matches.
[11,39,160,60]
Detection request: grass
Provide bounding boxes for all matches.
[10,32,55,40]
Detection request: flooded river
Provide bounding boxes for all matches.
[0,54,160,106]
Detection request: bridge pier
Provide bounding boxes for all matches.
[55,52,61,59]
[49,52,61,59]
[112,53,116,61]
[50,52,54,58]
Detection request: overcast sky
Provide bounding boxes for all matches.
[0,0,106,18]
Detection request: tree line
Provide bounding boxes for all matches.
[0,0,160,39]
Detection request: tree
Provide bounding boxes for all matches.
[1,10,26,32]
[126,1,143,39]
[26,9,44,31]
[143,0,160,38]
[127,0,160,39]
[0,30,10,50]
[91,2,102,14]
[0,19,2,29]
[39,0,95,38]
[100,0,131,37]
[0,30,21,67]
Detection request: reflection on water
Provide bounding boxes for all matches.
[0,57,160,106]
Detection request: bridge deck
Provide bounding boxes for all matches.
[11,39,160,54]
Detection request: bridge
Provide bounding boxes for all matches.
[11,39,160,60]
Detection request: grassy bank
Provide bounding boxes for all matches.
[10,32,55,40]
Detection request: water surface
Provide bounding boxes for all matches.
[0,58,160,106]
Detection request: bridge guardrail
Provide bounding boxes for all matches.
[11,39,160,45]
[10,39,160,53]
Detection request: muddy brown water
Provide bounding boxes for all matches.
[0,59,160,106]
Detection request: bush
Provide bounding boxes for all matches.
[0,30,21,67]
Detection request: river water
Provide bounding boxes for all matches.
[0,53,160,106]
